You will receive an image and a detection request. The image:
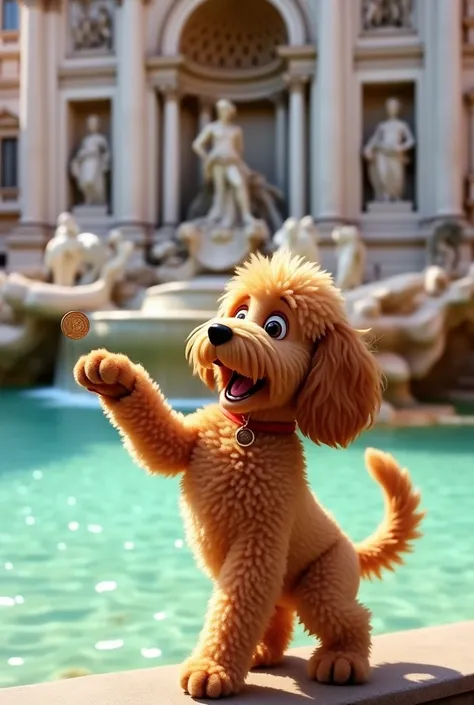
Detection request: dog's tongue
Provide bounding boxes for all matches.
[230,374,253,397]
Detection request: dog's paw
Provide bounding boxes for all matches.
[73,349,136,399]
[180,657,241,699]
[251,643,284,669]
[308,649,369,685]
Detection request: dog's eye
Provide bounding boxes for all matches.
[234,306,248,320]
[264,314,288,340]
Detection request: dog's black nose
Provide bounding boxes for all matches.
[208,323,233,346]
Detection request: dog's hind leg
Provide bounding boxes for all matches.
[251,603,294,669]
[293,538,372,685]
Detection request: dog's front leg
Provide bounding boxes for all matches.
[74,349,197,476]
[180,533,288,699]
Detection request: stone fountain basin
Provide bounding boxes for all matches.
[56,308,217,401]
[142,276,228,314]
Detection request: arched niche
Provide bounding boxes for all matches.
[159,0,307,55]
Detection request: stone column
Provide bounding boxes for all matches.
[273,93,287,193]
[115,0,146,231]
[161,85,181,226]
[311,0,344,222]
[434,0,463,217]
[18,0,46,227]
[286,75,308,219]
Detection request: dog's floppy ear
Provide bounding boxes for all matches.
[296,322,382,448]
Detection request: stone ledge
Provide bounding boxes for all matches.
[1,622,474,705]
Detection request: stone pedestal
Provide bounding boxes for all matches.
[72,205,113,236]
[367,201,414,214]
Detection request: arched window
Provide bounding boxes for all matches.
[2,0,19,31]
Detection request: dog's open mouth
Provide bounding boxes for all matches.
[214,361,266,401]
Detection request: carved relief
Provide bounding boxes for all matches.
[463,0,474,45]
[362,0,413,31]
[70,0,113,52]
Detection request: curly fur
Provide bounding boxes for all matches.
[74,250,424,699]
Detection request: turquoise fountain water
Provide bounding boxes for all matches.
[1,390,473,688]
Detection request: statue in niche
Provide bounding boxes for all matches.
[362,0,413,31]
[363,97,415,203]
[192,99,256,228]
[71,0,113,51]
[70,114,110,206]
[157,98,278,277]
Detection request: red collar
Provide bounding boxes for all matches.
[220,406,297,435]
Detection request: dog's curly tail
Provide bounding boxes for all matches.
[355,447,425,581]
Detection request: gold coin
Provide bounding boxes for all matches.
[60,311,90,340]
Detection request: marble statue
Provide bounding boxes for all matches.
[362,0,412,30]
[44,213,84,286]
[187,169,284,232]
[332,226,366,291]
[70,115,110,206]
[167,99,270,275]
[273,216,321,263]
[5,229,133,318]
[44,212,121,287]
[192,99,255,228]
[363,98,415,203]
[428,221,464,277]
[71,0,113,51]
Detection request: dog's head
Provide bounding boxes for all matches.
[186,250,382,448]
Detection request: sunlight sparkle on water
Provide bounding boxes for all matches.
[141,648,162,659]
[0,597,15,607]
[95,581,117,593]
[95,640,124,651]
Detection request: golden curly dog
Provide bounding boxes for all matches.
[74,251,424,699]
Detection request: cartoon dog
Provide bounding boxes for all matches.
[74,251,423,699]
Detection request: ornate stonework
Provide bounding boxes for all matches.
[70,0,114,52]
[180,0,287,71]
[362,0,413,31]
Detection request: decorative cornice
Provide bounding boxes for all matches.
[354,35,423,69]
[277,44,316,61]
[283,72,310,90]
[17,0,60,10]
[277,44,316,82]
[0,108,19,129]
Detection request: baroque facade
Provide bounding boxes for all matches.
[0,0,473,276]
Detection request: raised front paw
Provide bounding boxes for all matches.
[73,348,136,399]
[308,648,370,685]
[180,657,242,699]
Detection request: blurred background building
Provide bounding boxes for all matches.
[0,0,472,276]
